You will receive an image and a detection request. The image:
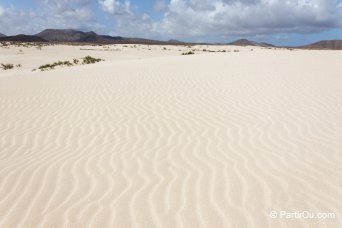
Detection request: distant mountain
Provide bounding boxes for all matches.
[259,42,276,47]
[299,40,342,50]
[35,29,121,43]
[228,39,275,47]
[168,39,185,44]
[229,39,259,46]
[2,29,340,49]
[0,34,47,42]
[36,29,99,42]
[35,29,185,45]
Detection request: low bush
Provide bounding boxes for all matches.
[182,51,195,55]
[1,63,14,70]
[37,56,103,71]
[82,56,103,64]
[38,60,73,71]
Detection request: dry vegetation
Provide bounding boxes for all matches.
[37,56,104,71]
[182,51,195,55]
[1,63,14,70]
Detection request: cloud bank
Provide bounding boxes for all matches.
[0,0,99,35]
[0,0,341,38]
[153,0,342,37]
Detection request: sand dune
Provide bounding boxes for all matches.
[0,45,342,227]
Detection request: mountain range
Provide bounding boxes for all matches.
[0,29,341,49]
[35,29,185,45]
[227,39,275,47]
[0,34,47,42]
[0,29,185,45]
[299,40,342,50]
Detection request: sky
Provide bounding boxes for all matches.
[0,0,342,46]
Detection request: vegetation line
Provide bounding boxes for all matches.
[37,56,104,71]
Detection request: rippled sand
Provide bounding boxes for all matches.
[0,45,341,227]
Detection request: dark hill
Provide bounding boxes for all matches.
[36,29,98,42]
[35,29,183,44]
[0,35,47,42]
[229,39,259,46]
[228,39,275,47]
[299,40,342,50]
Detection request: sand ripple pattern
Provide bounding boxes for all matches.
[1,50,342,228]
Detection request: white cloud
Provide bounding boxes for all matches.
[151,0,342,37]
[0,1,100,35]
[0,6,4,17]
[97,0,342,39]
[98,0,132,15]
[114,13,154,37]
[98,0,155,37]
[1,0,342,38]
[99,0,116,13]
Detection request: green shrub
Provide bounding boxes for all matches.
[37,56,103,71]
[38,64,53,71]
[1,63,14,70]
[82,56,103,64]
[182,51,195,55]
[39,60,73,71]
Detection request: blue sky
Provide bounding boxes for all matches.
[0,0,342,46]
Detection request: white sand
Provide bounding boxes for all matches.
[0,44,342,228]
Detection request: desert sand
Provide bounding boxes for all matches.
[0,44,342,228]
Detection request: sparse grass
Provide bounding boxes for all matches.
[0,42,10,48]
[37,56,103,72]
[1,63,14,70]
[38,64,54,71]
[38,60,73,71]
[182,51,195,55]
[82,56,103,64]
